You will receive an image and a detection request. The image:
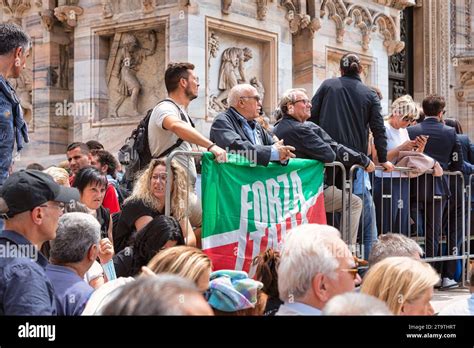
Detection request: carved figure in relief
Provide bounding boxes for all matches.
[102,0,113,18]
[110,31,157,118]
[208,32,219,65]
[221,0,232,14]
[10,68,33,126]
[213,47,252,110]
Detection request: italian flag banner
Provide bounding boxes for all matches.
[201,153,326,275]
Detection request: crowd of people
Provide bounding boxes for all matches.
[0,22,473,316]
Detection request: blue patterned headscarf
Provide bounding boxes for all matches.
[205,270,263,312]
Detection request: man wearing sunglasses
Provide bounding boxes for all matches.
[277,224,361,315]
[0,170,79,315]
[210,84,295,166]
[273,88,375,248]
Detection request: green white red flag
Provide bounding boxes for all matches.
[201,153,326,275]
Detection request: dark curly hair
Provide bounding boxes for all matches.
[253,248,280,299]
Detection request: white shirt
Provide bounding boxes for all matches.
[148,100,197,185]
[276,302,322,316]
[375,121,410,178]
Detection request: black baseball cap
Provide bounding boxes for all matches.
[0,170,80,218]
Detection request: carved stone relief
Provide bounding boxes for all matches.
[221,0,231,15]
[102,0,113,19]
[320,0,349,43]
[281,0,320,37]
[319,0,404,55]
[38,9,56,32]
[142,0,154,14]
[105,29,165,119]
[256,0,269,21]
[1,0,31,25]
[210,46,253,112]
[346,5,375,50]
[372,0,415,10]
[54,4,83,32]
[207,30,270,120]
[208,32,220,66]
[9,67,33,129]
[374,13,404,56]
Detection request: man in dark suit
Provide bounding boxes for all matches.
[210,84,295,166]
[273,88,375,246]
[407,94,463,288]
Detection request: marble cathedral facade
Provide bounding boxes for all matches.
[0,0,472,166]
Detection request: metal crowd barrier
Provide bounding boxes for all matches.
[163,151,471,285]
[348,164,469,286]
[467,174,474,274]
[323,162,349,244]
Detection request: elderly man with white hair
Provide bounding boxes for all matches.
[210,83,295,166]
[46,212,101,315]
[276,224,361,315]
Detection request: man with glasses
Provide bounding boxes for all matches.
[149,62,226,180]
[210,84,295,166]
[273,88,375,248]
[0,170,79,315]
[277,224,361,315]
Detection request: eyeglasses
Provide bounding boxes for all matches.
[39,202,65,213]
[152,173,167,182]
[340,256,367,280]
[293,99,311,106]
[240,95,261,102]
[401,115,416,122]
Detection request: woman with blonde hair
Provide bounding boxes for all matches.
[43,166,70,187]
[372,95,426,235]
[114,158,196,253]
[361,256,439,315]
[146,246,212,292]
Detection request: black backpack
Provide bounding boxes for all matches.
[118,98,194,184]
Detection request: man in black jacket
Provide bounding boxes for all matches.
[408,95,463,288]
[310,53,394,258]
[310,53,392,171]
[210,84,295,166]
[274,88,375,246]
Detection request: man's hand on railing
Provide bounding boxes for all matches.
[380,161,395,172]
[365,160,375,173]
[209,144,227,163]
[274,139,296,161]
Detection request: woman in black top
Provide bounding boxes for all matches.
[113,215,185,277]
[72,167,111,239]
[114,158,197,252]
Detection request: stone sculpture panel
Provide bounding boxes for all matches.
[105,27,166,120]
